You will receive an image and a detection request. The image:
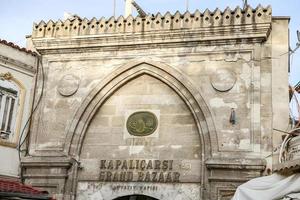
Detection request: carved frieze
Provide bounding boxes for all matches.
[0,72,13,80]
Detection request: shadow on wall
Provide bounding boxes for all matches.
[113,195,159,200]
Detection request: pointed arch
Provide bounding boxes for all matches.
[64,59,217,158]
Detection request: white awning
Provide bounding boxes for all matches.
[232,173,300,200]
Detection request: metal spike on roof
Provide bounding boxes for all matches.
[125,0,147,18]
[243,0,248,10]
[132,1,147,17]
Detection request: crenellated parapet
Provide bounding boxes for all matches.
[32,5,272,39]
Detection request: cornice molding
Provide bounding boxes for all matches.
[31,5,272,54]
[21,157,72,168]
[206,158,266,170]
[32,23,271,54]
[0,55,36,74]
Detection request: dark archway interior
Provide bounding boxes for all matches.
[114,195,159,200]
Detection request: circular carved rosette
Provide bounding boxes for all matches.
[57,74,80,97]
[126,111,158,136]
[210,69,237,92]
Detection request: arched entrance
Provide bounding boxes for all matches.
[114,195,158,200]
[65,60,217,199]
[65,59,217,158]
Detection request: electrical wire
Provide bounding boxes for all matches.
[232,37,299,159]
[17,54,44,162]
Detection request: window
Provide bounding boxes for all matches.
[0,79,19,140]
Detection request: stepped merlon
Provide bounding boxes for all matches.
[32,5,272,39]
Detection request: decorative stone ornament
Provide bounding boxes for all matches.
[0,72,13,80]
[32,5,272,39]
[126,111,158,136]
[210,69,237,92]
[57,74,80,97]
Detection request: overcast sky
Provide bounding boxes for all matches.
[0,0,299,85]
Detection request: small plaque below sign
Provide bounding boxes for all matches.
[126,111,158,137]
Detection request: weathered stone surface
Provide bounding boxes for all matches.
[210,68,237,92]
[21,5,290,200]
[77,182,201,200]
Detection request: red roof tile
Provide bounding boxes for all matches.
[0,179,54,199]
[0,39,37,56]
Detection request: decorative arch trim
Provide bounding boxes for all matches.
[0,72,26,147]
[64,59,217,158]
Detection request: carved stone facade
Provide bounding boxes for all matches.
[22,5,289,200]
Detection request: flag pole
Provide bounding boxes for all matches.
[113,0,116,17]
[186,0,189,11]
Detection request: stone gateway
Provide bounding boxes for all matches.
[21,4,289,200]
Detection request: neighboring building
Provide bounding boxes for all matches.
[0,40,37,180]
[21,5,290,200]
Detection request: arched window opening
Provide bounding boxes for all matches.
[0,78,19,140]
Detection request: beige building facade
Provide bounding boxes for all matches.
[22,5,289,200]
[0,40,37,180]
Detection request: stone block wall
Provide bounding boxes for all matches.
[22,5,289,200]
